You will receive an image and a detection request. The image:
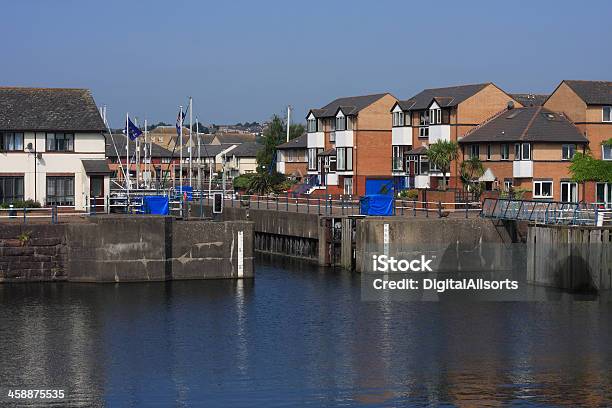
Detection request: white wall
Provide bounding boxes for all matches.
[307,132,324,148]
[428,125,450,144]
[335,130,353,147]
[392,127,411,145]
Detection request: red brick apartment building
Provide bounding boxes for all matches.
[276,133,308,181]
[305,93,397,196]
[543,80,612,206]
[459,106,589,202]
[390,83,520,191]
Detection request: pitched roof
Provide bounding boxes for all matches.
[0,87,106,132]
[459,106,588,144]
[406,145,428,155]
[308,93,390,118]
[398,83,490,111]
[181,143,235,157]
[319,147,336,156]
[277,132,307,150]
[81,159,112,174]
[562,80,612,105]
[106,133,174,158]
[214,132,256,144]
[509,94,548,107]
[226,142,262,157]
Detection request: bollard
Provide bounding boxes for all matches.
[287,195,289,211]
[23,207,27,224]
[413,200,416,217]
[318,198,321,215]
[438,201,442,218]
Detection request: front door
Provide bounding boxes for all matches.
[90,176,105,213]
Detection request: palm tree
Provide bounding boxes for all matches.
[426,140,459,190]
[460,156,485,199]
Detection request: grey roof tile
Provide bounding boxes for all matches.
[308,93,390,118]
[563,80,612,105]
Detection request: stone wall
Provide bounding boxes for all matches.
[0,217,253,283]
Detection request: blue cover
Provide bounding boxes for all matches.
[360,195,394,216]
[143,196,170,215]
[365,178,394,196]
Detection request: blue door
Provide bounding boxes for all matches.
[365,178,394,196]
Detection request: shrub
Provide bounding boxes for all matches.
[398,189,419,200]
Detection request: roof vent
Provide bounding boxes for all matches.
[507,101,514,110]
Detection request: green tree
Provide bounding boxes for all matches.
[256,115,285,173]
[288,123,305,140]
[426,140,459,190]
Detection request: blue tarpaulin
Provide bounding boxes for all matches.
[365,178,394,196]
[360,194,395,216]
[143,196,170,215]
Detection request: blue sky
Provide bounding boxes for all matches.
[3,0,611,127]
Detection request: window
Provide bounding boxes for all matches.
[335,116,346,131]
[343,177,353,195]
[345,147,352,170]
[602,144,612,160]
[429,108,441,125]
[603,106,611,122]
[486,144,492,160]
[329,132,335,143]
[307,118,317,132]
[596,183,612,208]
[503,179,513,192]
[469,144,480,159]
[0,176,24,203]
[533,180,553,199]
[500,144,509,160]
[46,133,74,151]
[514,143,531,160]
[337,147,345,170]
[392,146,404,171]
[161,157,171,163]
[0,133,24,151]
[308,148,318,170]
[561,182,578,203]
[392,111,404,127]
[418,156,429,175]
[46,176,75,206]
[562,144,576,160]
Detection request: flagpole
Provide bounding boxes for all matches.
[179,105,183,197]
[144,118,148,189]
[135,117,140,189]
[189,96,193,188]
[126,112,130,201]
[196,118,201,191]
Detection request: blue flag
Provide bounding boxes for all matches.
[123,117,143,140]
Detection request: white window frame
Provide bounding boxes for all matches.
[343,177,353,195]
[602,144,612,161]
[308,148,318,170]
[430,108,441,125]
[486,144,492,160]
[345,147,352,171]
[533,180,553,199]
[500,144,509,160]
[562,144,576,160]
[603,106,612,122]
[470,144,480,159]
[307,118,317,133]
[560,181,578,203]
[503,179,513,191]
[336,147,345,171]
[335,115,346,131]
[514,143,531,161]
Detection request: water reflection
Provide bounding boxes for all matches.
[0,256,611,407]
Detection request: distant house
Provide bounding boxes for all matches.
[0,87,108,210]
[222,142,262,177]
[276,133,307,180]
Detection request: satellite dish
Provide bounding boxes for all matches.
[507,101,515,110]
[36,152,43,160]
[26,142,33,150]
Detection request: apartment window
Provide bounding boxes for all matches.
[562,144,576,160]
[337,147,346,170]
[429,108,441,125]
[602,144,612,160]
[392,146,403,171]
[343,177,353,195]
[596,183,612,207]
[46,176,75,206]
[0,132,24,151]
[308,148,318,170]
[603,106,611,122]
[329,132,335,143]
[0,176,24,203]
[46,133,74,151]
[161,157,171,163]
[336,116,346,131]
[514,143,531,160]
[347,117,354,130]
[500,144,510,160]
[561,182,578,203]
[469,144,480,159]
[392,112,404,127]
[486,144,492,160]
[307,118,317,132]
[345,147,352,170]
[418,156,429,175]
[533,180,553,199]
[503,179,513,192]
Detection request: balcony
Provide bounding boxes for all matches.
[335,130,353,147]
[326,173,339,186]
[307,131,324,148]
[428,125,450,144]
[513,160,533,178]
[392,127,412,145]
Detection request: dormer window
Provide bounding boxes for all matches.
[430,108,441,125]
[307,117,317,132]
[604,106,611,122]
[336,115,346,131]
[392,111,404,127]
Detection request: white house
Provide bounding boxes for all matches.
[0,87,109,211]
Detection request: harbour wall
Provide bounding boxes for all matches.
[0,216,253,283]
[527,225,612,291]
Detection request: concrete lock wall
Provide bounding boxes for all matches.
[355,217,505,273]
[0,216,253,283]
[527,225,612,291]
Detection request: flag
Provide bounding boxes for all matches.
[176,109,186,136]
[123,117,143,140]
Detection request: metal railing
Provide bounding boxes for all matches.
[481,198,612,226]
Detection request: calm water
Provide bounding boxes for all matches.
[1,256,611,407]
